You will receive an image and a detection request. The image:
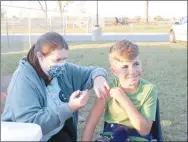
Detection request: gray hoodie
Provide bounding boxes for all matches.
[1,58,108,141]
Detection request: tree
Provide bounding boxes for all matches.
[154,16,163,21]
[57,1,72,33]
[144,0,149,24]
[37,1,48,29]
[57,1,69,31]
[134,16,141,23]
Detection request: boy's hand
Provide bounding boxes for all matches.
[110,87,125,101]
[68,90,89,112]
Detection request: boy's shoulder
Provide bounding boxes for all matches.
[140,78,157,90]
[139,78,158,100]
[109,77,156,87]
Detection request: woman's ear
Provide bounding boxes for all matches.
[36,52,43,60]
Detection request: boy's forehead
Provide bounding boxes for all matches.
[111,56,140,65]
[113,60,131,66]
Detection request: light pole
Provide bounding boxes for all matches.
[96,0,99,26]
[145,0,149,24]
[92,0,102,41]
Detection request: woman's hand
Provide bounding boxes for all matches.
[93,76,110,99]
[68,90,89,112]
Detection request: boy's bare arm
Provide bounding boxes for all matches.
[81,97,106,141]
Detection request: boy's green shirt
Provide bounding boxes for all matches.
[104,77,158,128]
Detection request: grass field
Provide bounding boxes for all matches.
[1,41,187,141]
[1,23,172,34]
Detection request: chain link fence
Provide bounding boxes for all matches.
[1,5,175,50]
[1,12,106,49]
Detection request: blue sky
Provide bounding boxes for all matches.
[1,1,187,18]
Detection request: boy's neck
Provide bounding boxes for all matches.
[121,81,140,94]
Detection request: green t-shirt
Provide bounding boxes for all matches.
[104,77,158,128]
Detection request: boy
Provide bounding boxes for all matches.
[81,40,158,141]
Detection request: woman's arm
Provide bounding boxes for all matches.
[81,97,106,141]
[110,87,157,136]
[4,78,73,135]
[65,62,109,99]
[66,63,108,91]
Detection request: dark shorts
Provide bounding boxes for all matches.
[97,122,154,142]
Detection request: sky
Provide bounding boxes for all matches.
[1,1,187,18]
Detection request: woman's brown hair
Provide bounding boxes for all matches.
[27,32,68,84]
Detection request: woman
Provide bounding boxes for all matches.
[1,32,110,142]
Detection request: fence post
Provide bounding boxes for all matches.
[12,19,15,33]
[72,17,75,29]
[62,13,65,35]
[129,24,134,35]
[49,15,52,31]
[63,14,67,35]
[87,16,89,33]
[28,14,31,48]
[6,19,10,48]
[91,16,93,30]
[65,15,67,35]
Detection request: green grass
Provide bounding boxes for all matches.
[1,41,187,141]
[1,24,172,34]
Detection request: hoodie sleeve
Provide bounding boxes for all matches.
[10,76,72,135]
[66,63,108,91]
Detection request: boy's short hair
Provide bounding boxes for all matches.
[109,39,139,64]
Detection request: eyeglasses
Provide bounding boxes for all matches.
[59,90,68,102]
